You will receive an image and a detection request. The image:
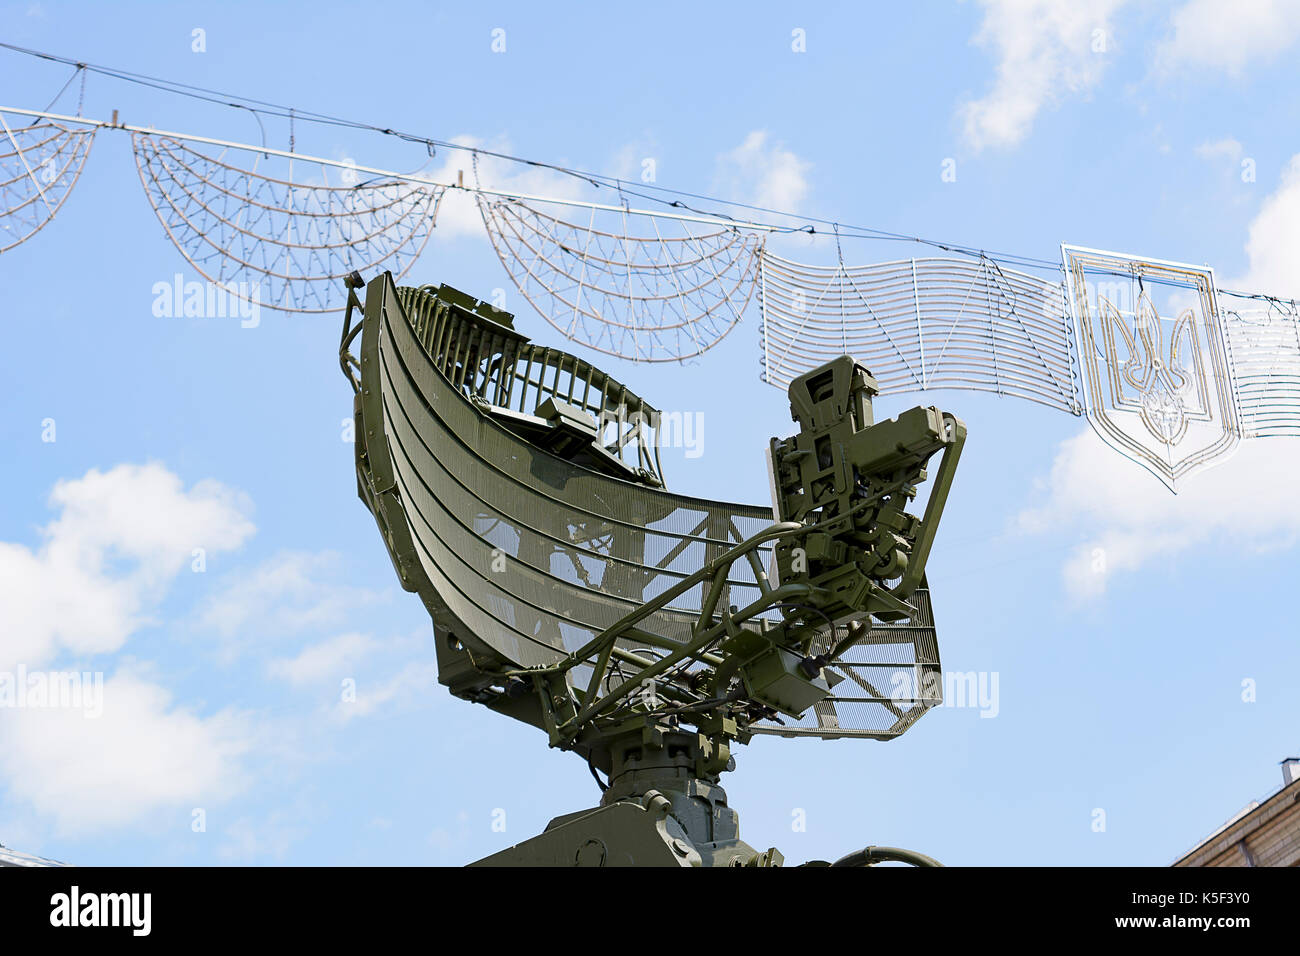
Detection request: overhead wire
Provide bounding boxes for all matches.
[0,40,1064,275]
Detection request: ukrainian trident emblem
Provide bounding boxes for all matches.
[1062,246,1242,491]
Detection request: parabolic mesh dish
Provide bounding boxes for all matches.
[353,277,940,738]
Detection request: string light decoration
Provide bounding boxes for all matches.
[1218,290,1300,438]
[478,196,764,361]
[132,134,444,313]
[0,118,95,253]
[1062,246,1248,491]
[2,27,1300,492]
[758,251,1080,414]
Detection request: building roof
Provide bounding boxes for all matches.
[0,842,71,867]
[1174,775,1300,867]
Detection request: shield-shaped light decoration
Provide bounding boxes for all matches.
[1062,245,1243,492]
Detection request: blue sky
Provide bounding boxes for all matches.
[1,0,1299,866]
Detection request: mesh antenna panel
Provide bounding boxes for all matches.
[340,271,966,865]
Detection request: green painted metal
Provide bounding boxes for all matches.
[340,271,966,865]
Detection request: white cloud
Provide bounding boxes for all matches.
[425,135,586,240]
[713,130,811,212]
[216,812,307,862]
[0,462,431,840]
[1015,138,1300,597]
[1227,153,1300,299]
[0,464,258,834]
[268,632,378,686]
[0,669,252,834]
[1156,0,1300,76]
[336,660,438,721]
[195,551,381,659]
[959,0,1126,151]
[0,464,254,672]
[1017,427,1300,598]
[266,626,434,721]
[425,131,808,246]
[609,138,662,184]
[1194,137,1243,161]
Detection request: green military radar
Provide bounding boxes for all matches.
[339,272,966,866]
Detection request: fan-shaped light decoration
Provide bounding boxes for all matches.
[478,196,763,361]
[132,134,444,313]
[0,118,95,254]
[1219,290,1300,438]
[759,251,1080,413]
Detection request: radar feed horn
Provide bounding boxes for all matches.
[769,356,966,625]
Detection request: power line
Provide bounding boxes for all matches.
[0,40,1063,275]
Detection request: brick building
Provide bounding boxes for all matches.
[1174,758,1300,867]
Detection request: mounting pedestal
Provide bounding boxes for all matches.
[470,726,782,867]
